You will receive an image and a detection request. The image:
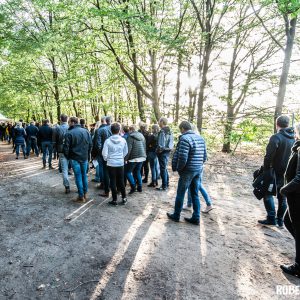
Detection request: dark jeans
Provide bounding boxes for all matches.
[72,160,88,198]
[284,193,300,265]
[15,144,26,157]
[174,171,201,221]
[157,152,170,188]
[102,160,110,194]
[141,158,149,180]
[148,151,160,183]
[263,175,287,222]
[41,141,53,165]
[108,166,126,201]
[26,138,39,156]
[125,162,143,189]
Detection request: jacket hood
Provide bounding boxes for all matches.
[279,127,295,139]
[110,135,123,144]
[162,126,172,135]
[130,131,144,141]
[292,140,300,152]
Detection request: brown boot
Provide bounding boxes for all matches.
[73,196,84,203]
[83,193,88,202]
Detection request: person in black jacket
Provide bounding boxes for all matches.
[37,119,54,169]
[139,122,150,183]
[25,121,39,157]
[258,115,295,227]
[14,122,27,159]
[280,123,300,278]
[64,117,92,202]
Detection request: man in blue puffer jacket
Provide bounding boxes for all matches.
[167,121,207,225]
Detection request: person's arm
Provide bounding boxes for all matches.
[125,137,133,161]
[96,129,102,153]
[263,135,280,170]
[172,146,179,172]
[157,131,166,152]
[123,140,128,158]
[102,140,109,161]
[88,132,92,161]
[281,149,300,194]
[176,138,190,172]
[63,132,71,159]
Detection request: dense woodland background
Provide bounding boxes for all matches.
[0,0,299,152]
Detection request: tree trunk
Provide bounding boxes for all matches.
[274,16,297,131]
[150,50,161,121]
[175,53,182,124]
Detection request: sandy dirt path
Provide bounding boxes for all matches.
[0,141,299,300]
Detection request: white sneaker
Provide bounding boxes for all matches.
[182,205,192,211]
[202,205,214,213]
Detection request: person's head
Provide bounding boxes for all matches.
[129,125,136,133]
[179,121,192,134]
[151,124,159,134]
[60,114,68,123]
[111,122,121,135]
[295,123,300,140]
[139,122,148,132]
[30,121,35,126]
[16,122,22,128]
[80,118,86,127]
[106,116,112,125]
[159,117,168,129]
[276,115,290,130]
[122,125,129,133]
[42,119,49,126]
[101,116,106,124]
[69,116,78,126]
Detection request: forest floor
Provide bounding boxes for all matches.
[0,141,299,300]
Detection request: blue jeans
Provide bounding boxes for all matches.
[157,152,170,188]
[187,169,212,207]
[94,156,104,183]
[72,160,88,197]
[16,144,26,157]
[59,154,70,188]
[125,162,143,188]
[148,152,160,183]
[174,171,201,221]
[41,141,53,165]
[26,138,39,156]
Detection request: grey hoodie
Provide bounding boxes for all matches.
[102,135,128,167]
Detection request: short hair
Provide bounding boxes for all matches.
[122,125,129,133]
[80,118,85,125]
[106,116,112,124]
[42,119,49,125]
[276,115,290,128]
[60,114,68,123]
[101,116,106,123]
[151,124,159,133]
[111,122,121,134]
[139,122,148,130]
[129,125,136,132]
[179,121,192,131]
[30,121,35,125]
[69,116,78,124]
[295,123,300,139]
[159,117,168,126]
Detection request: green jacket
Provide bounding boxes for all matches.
[125,131,146,161]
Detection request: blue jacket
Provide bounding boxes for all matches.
[38,125,53,142]
[25,125,39,140]
[14,127,26,145]
[172,131,207,173]
[96,125,112,153]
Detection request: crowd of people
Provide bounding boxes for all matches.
[1,114,300,278]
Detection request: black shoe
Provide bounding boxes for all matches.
[184,217,200,225]
[156,186,167,191]
[65,187,70,194]
[276,218,284,229]
[147,182,156,187]
[142,178,148,183]
[121,198,128,205]
[280,263,300,278]
[91,179,100,183]
[15,157,18,159]
[68,171,73,176]
[258,219,276,226]
[49,165,54,170]
[99,192,109,197]
[137,186,142,193]
[24,156,28,159]
[129,189,136,195]
[108,200,118,206]
[167,212,179,222]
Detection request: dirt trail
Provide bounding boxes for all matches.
[0,141,299,300]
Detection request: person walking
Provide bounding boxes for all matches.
[54,114,71,194]
[25,121,39,158]
[167,121,207,225]
[125,125,147,194]
[102,123,128,206]
[147,124,160,187]
[258,115,295,227]
[156,117,174,191]
[63,117,92,202]
[37,119,54,169]
[13,122,27,159]
[280,123,300,278]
